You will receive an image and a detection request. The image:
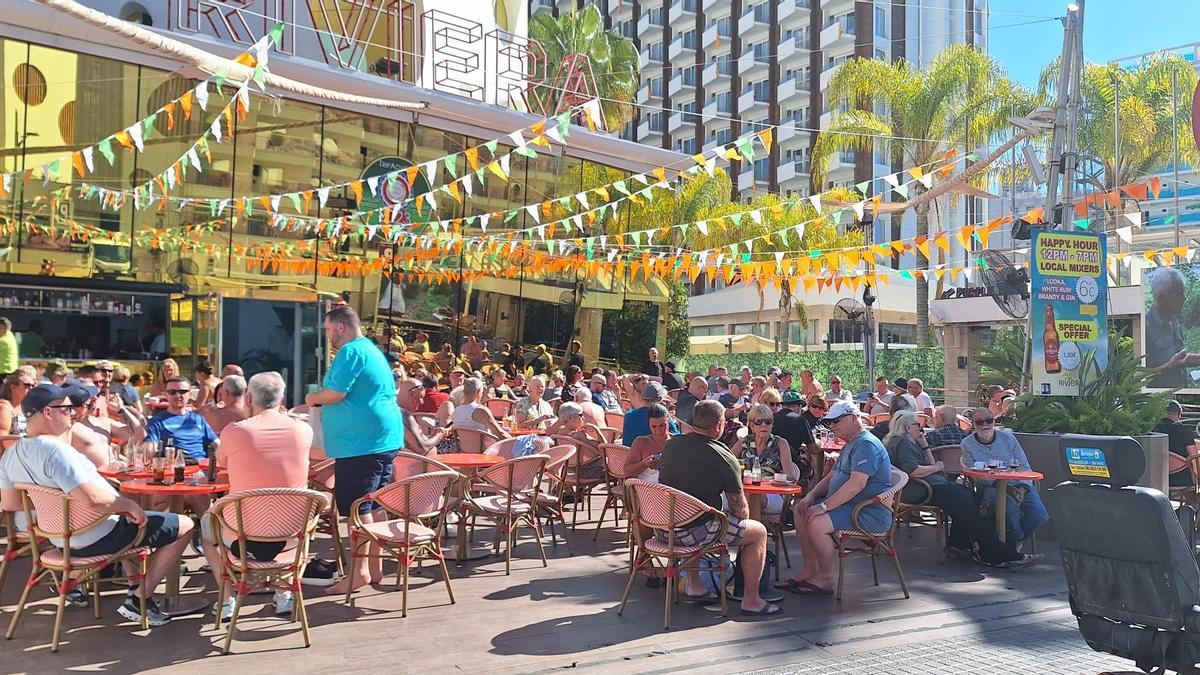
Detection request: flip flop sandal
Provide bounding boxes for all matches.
[775,578,806,591]
[741,602,782,616]
[686,591,722,604]
[786,581,833,596]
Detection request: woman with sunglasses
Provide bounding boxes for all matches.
[800,395,828,432]
[0,366,37,436]
[731,404,801,516]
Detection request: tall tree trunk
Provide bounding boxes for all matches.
[915,203,931,347]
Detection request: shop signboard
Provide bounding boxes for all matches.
[1029,229,1108,396]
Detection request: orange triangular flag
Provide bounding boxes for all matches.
[71,152,85,178]
[757,128,773,153]
[1023,207,1044,223]
[1121,182,1148,200]
[179,91,193,119]
[464,147,480,171]
[350,181,363,204]
[1150,177,1162,199]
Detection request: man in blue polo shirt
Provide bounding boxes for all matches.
[623,381,679,446]
[144,376,219,463]
[306,304,402,596]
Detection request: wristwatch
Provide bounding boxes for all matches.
[818,502,829,513]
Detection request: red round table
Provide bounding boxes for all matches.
[118,477,230,615]
[743,481,805,520]
[961,467,1044,543]
[435,454,504,563]
[438,453,504,472]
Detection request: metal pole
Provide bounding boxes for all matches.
[1041,2,1082,227]
[1060,1,1085,226]
[1173,67,1182,247]
[1113,74,1121,282]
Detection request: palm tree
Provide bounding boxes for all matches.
[812,44,1027,346]
[528,5,640,133]
[1038,54,1199,229]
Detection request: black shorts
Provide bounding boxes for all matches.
[73,512,182,557]
[334,451,398,516]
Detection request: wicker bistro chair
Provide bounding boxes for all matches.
[485,398,515,420]
[895,477,948,564]
[617,480,730,630]
[605,411,626,432]
[529,445,577,553]
[346,470,459,616]
[0,510,32,596]
[209,487,329,654]
[393,451,456,480]
[760,502,796,581]
[6,484,151,652]
[462,455,550,575]
[549,434,607,529]
[484,436,551,460]
[832,469,911,602]
[930,445,964,483]
[593,443,632,542]
[1167,448,1200,509]
[452,425,502,454]
[307,458,346,576]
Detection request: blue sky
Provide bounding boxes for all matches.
[988,1,1200,87]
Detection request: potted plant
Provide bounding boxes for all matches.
[978,326,1172,536]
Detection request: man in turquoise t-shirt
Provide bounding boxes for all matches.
[306,305,402,595]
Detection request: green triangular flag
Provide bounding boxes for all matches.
[1164,215,1178,225]
[287,193,302,212]
[1073,218,1090,229]
[613,180,628,195]
[251,63,267,89]
[484,140,498,156]
[629,231,641,246]
[729,213,744,227]
[268,22,285,48]
[210,200,219,217]
[966,153,980,162]
[778,228,789,247]
[444,154,457,177]
[831,210,842,226]
[213,69,228,90]
[677,223,689,236]
[515,146,537,158]
[855,180,870,194]
[741,253,751,264]
[735,137,755,163]
[98,139,115,165]
[142,113,157,137]
[556,112,571,135]
[504,210,518,223]
[894,184,909,200]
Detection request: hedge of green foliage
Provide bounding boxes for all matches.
[677,348,945,392]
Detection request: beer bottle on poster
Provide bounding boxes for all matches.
[1043,305,1061,374]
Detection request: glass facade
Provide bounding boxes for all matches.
[0,37,667,376]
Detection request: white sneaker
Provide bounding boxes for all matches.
[212,598,235,621]
[273,591,294,617]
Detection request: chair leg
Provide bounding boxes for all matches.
[937,514,947,564]
[329,511,346,577]
[571,491,580,530]
[50,578,67,653]
[557,513,574,556]
[401,551,410,618]
[871,551,879,586]
[891,546,910,599]
[91,577,101,619]
[663,558,674,630]
[718,554,728,618]
[616,550,640,616]
[437,553,456,605]
[294,583,312,647]
[594,495,613,540]
[531,520,549,568]
[835,539,846,602]
[780,526,792,569]
[5,566,39,640]
[139,556,149,631]
[505,523,514,575]
[215,574,228,631]
[223,590,247,655]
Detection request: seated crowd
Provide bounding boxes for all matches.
[0,314,1046,639]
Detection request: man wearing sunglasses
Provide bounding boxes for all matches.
[68,383,145,468]
[396,377,446,454]
[144,376,219,465]
[0,384,193,626]
[960,411,1048,545]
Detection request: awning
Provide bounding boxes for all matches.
[688,333,778,354]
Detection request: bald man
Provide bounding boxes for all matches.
[925,404,967,447]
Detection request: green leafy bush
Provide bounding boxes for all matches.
[978,325,1170,436]
[677,348,944,393]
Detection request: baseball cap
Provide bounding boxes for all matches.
[64,384,94,407]
[22,384,72,416]
[894,378,909,390]
[822,400,866,422]
[663,361,676,371]
[767,366,782,375]
[1168,400,1184,415]
[44,359,69,379]
[641,381,668,401]
[740,365,752,373]
[781,390,804,405]
[590,373,607,386]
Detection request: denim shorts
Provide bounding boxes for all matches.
[334,451,399,515]
[73,512,181,557]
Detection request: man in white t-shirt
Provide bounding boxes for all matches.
[866,377,894,416]
[0,384,193,627]
[907,378,935,419]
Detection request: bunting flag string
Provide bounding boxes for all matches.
[0,26,282,192]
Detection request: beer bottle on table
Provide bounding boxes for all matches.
[174,448,186,484]
[206,441,218,483]
[1043,305,1061,374]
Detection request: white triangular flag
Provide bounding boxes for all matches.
[749,209,762,225]
[270,195,281,212]
[1115,226,1133,244]
[194,82,209,111]
[918,173,934,189]
[808,194,822,212]
[479,213,489,231]
[882,173,899,188]
[127,124,144,152]
[210,118,222,143]
[1123,211,1143,227]
[508,130,525,148]
[576,192,589,209]
[366,176,380,196]
[82,147,95,173]
[499,154,510,177]
[317,187,329,208]
[186,147,201,171]
[525,204,540,223]
[851,201,865,220]
[697,221,708,236]
[462,173,473,197]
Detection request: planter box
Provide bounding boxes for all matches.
[1015,431,1169,541]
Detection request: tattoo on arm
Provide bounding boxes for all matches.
[728,491,749,520]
